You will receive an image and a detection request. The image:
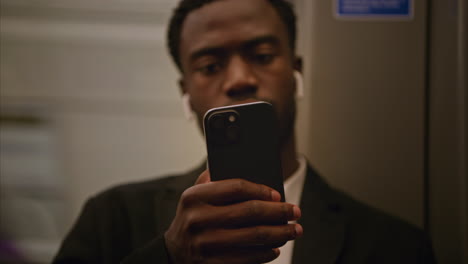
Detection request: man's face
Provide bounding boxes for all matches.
[179,0,299,141]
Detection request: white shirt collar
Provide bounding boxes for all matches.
[283,154,307,205]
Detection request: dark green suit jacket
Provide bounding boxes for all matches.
[53,164,436,263]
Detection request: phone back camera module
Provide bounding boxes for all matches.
[208,111,241,146]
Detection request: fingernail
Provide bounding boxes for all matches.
[271,190,281,202]
[295,224,303,237]
[293,206,301,219]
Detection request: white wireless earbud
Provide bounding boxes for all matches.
[294,70,304,99]
[182,93,195,121]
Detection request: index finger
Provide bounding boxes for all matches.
[195,170,211,185]
[194,178,282,205]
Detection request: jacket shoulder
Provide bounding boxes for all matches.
[332,188,423,236]
[91,165,203,203]
[53,165,204,264]
[330,188,435,263]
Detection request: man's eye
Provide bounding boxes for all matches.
[254,53,275,64]
[198,63,221,75]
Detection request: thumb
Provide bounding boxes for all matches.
[195,170,211,185]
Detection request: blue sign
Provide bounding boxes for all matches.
[336,0,412,18]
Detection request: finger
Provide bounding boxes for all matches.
[181,178,281,208]
[193,178,281,205]
[204,248,280,264]
[198,224,303,251]
[224,201,301,226]
[195,170,211,185]
[190,201,301,229]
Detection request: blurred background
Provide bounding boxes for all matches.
[0,0,466,263]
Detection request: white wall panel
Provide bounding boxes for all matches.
[0,2,205,262]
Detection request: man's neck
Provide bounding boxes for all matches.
[281,133,299,181]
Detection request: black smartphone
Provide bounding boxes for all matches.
[203,101,285,202]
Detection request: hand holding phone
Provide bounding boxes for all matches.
[164,102,302,264]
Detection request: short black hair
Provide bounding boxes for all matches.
[167,0,297,71]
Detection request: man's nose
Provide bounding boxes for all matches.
[221,56,258,100]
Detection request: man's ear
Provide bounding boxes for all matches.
[294,56,303,73]
[178,78,186,95]
[178,77,195,121]
[293,56,304,99]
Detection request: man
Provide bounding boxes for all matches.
[53,0,436,263]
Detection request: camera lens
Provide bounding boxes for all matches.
[210,114,225,130]
[226,125,240,142]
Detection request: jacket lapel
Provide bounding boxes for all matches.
[292,166,345,264]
